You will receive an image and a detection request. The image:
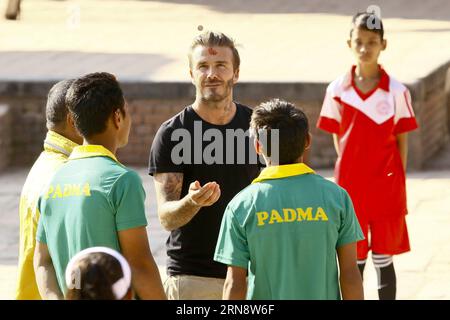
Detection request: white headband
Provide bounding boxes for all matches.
[65,247,132,300]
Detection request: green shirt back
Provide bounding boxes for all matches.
[214,163,364,300]
[36,145,148,295]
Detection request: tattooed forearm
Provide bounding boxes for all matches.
[153,172,201,231]
[155,172,183,202]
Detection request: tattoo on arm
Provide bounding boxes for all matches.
[154,172,202,231]
[154,172,183,203]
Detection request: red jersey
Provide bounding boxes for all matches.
[317,66,418,221]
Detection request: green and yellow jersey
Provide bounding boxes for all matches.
[214,163,364,300]
[17,131,78,300]
[36,145,147,295]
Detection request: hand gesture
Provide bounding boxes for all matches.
[187,181,221,207]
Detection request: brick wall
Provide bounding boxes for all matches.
[0,63,449,170]
[0,104,12,171]
[117,99,192,165]
[10,97,47,166]
[408,62,450,169]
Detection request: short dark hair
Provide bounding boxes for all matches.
[350,12,384,40]
[250,99,309,165]
[66,72,125,138]
[46,79,75,129]
[66,252,124,300]
[188,31,240,70]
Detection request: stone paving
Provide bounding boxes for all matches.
[0,0,450,83]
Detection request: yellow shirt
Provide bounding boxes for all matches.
[16,131,78,300]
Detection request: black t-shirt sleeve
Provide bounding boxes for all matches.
[148,122,184,176]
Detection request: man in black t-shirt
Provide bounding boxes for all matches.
[148,31,260,299]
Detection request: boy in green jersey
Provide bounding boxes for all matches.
[34,72,165,300]
[214,99,364,300]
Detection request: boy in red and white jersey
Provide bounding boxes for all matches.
[317,11,418,300]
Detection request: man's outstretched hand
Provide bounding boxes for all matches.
[187,180,221,207]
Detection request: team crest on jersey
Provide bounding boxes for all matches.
[341,90,395,124]
[376,100,391,116]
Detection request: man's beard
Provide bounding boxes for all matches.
[200,79,234,103]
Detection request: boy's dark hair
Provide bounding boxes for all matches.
[66,72,125,138]
[350,12,384,40]
[250,99,309,165]
[188,31,240,70]
[66,252,124,300]
[46,79,75,129]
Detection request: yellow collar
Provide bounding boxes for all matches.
[252,163,315,184]
[68,145,120,163]
[44,130,79,156]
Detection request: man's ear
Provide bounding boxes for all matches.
[190,68,195,85]
[382,39,387,51]
[232,68,240,84]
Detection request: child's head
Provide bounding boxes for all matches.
[250,99,310,166]
[65,247,132,300]
[66,72,131,148]
[348,12,386,65]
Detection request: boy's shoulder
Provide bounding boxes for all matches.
[227,182,260,212]
[88,156,132,178]
[326,72,351,96]
[94,164,143,199]
[387,73,408,94]
[291,173,350,204]
[108,165,143,189]
[310,173,347,196]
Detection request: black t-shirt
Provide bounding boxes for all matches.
[149,103,261,278]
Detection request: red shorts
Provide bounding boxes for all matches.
[357,215,410,260]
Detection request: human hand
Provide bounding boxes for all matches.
[187,181,221,207]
